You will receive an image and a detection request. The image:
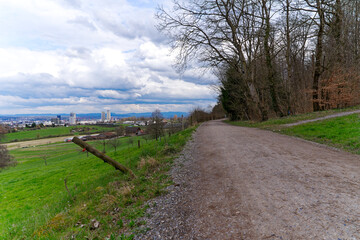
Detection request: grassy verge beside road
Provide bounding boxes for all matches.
[226,105,360,130]
[281,114,360,154]
[0,127,196,239]
[227,106,360,155]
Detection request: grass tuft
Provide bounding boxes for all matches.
[137,157,159,170]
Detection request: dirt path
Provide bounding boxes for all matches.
[283,109,360,127]
[5,136,73,150]
[139,120,360,239]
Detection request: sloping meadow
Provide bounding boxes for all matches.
[0,126,196,239]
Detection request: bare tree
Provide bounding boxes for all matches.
[108,138,121,152]
[115,125,125,137]
[142,134,152,143]
[101,139,107,153]
[157,0,288,120]
[148,109,164,141]
[158,0,360,120]
[157,0,262,120]
[310,0,327,111]
[277,0,314,114]
[127,137,134,147]
[261,0,286,117]
[41,153,48,166]
[189,107,211,123]
[211,102,226,119]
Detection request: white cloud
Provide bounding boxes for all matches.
[95,90,130,99]
[0,48,61,77]
[0,0,218,115]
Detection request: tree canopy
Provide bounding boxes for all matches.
[158,0,360,120]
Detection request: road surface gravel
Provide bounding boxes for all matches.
[137,120,360,239]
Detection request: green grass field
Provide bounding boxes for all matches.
[0,127,195,239]
[281,113,360,153]
[226,105,360,130]
[1,125,117,143]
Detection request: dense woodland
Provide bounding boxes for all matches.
[158,0,360,120]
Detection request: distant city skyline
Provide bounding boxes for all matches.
[0,0,217,115]
[0,111,189,128]
[69,112,76,125]
[0,111,188,119]
[106,110,111,121]
[101,111,106,122]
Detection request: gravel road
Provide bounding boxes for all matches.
[136,120,360,239]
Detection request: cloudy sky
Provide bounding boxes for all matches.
[0,0,218,115]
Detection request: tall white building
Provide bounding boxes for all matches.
[69,112,76,125]
[106,110,111,122]
[101,111,105,122]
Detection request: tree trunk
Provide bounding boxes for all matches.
[333,0,343,64]
[262,0,283,117]
[312,0,325,112]
[285,0,292,114]
[72,137,136,178]
[356,1,360,63]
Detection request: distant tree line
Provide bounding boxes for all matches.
[157,0,360,120]
[188,103,226,124]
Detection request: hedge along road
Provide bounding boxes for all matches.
[156,120,360,239]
